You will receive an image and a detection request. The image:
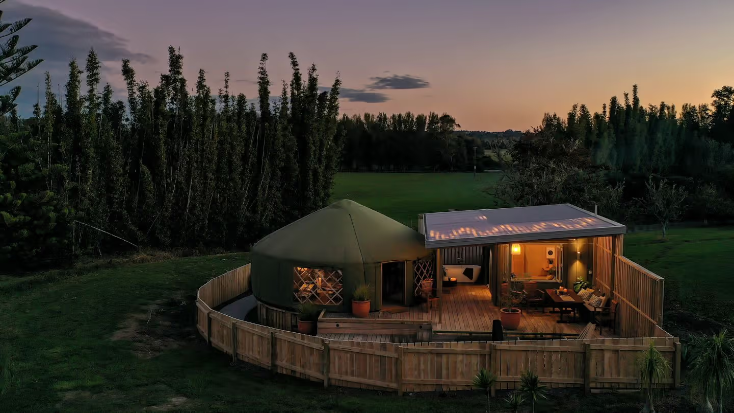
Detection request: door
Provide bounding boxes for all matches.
[381,261,406,307]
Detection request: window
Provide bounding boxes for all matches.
[293,267,343,305]
[510,243,563,283]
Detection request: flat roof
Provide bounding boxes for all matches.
[423,204,626,248]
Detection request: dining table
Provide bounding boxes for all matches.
[545,289,584,323]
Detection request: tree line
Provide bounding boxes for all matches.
[494,84,734,227]
[1,45,341,268]
[336,112,485,172]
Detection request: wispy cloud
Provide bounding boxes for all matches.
[366,74,430,90]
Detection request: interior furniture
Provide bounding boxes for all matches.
[546,289,584,323]
[596,299,618,335]
[522,281,546,312]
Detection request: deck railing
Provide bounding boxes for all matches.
[197,263,680,394]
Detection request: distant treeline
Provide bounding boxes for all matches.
[0,48,341,268]
[336,113,497,172]
[540,84,734,179]
[497,84,734,224]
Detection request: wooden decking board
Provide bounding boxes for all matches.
[318,285,616,342]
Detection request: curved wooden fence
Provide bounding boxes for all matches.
[197,264,680,394]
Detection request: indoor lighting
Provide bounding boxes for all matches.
[511,243,521,255]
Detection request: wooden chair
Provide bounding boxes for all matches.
[596,299,618,335]
[522,281,546,312]
[420,279,438,312]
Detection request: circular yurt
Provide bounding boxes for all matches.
[251,199,431,313]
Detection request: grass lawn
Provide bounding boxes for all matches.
[1,173,726,412]
[331,172,501,224]
[0,253,692,413]
[624,226,734,329]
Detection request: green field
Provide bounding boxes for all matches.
[331,173,501,224]
[2,172,729,412]
[0,252,694,413]
[624,226,734,329]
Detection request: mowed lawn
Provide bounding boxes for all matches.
[624,226,734,326]
[0,253,688,413]
[331,173,501,224]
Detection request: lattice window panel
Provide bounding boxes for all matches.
[413,258,434,296]
[293,267,343,305]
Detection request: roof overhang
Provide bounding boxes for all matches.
[423,204,626,249]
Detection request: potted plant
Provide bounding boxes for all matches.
[297,302,319,335]
[500,281,522,330]
[352,284,371,318]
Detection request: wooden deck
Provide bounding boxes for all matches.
[319,284,611,342]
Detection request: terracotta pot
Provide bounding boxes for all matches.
[297,320,315,335]
[500,308,522,330]
[352,300,370,318]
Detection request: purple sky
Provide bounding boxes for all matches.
[7,0,734,130]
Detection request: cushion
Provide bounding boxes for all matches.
[598,296,608,309]
[588,295,603,307]
[463,267,474,281]
[578,289,593,300]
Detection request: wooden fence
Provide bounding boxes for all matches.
[197,263,680,394]
[257,301,298,331]
[441,245,484,265]
[593,236,666,339]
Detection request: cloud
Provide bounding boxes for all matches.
[2,2,153,114]
[319,86,388,103]
[366,74,430,90]
[340,88,389,103]
[5,2,153,65]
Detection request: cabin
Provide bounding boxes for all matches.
[196,200,677,394]
[248,201,662,342]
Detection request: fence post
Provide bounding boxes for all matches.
[397,346,404,396]
[322,339,330,388]
[231,321,238,364]
[610,235,618,296]
[490,343,497,397]
[270,331,277,374]
[584,343,592,394]
[673,342,681,388]
[206,310,212,347]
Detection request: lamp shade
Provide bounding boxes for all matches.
[511,243,521,255]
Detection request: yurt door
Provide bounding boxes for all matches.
[381,261,406,307]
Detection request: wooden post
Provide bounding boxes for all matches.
[270,331,277,373]
[322,340,330,388]
[673,342,681,388]
[436,249,443,324]
[610,235,618,297]
[397,346,404,396]
[584,343,592,394]
[206,310,212,347]
[231,321,238,363]
[489,343,497,397]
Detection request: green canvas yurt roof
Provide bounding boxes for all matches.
[252,199,429,265]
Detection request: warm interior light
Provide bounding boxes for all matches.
[511,243,521,255]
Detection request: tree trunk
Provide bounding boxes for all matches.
[661,222,667,239]
[486,390,490,413]
[718,382,723,413]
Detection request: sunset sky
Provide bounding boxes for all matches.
[5,0,734,131]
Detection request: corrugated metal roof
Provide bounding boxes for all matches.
[423,204,625,248]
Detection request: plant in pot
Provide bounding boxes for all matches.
[297,302,319,335]
[352,284,371,318]
[500,281,522,330]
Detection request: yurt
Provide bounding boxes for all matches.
[251,200,431,313]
